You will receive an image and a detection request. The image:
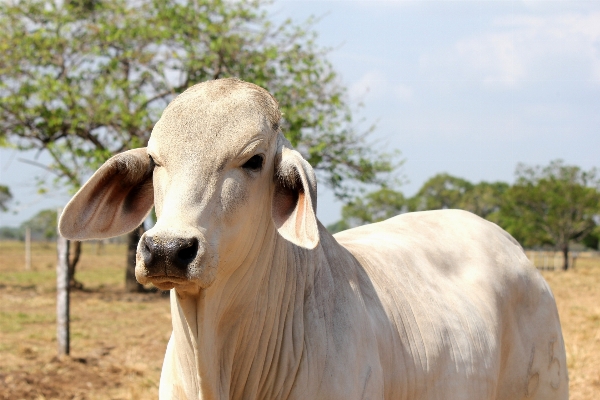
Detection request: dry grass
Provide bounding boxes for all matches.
[541,255,600,400]
[1,241,599,399]
[0,241,171,400]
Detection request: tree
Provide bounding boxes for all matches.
[327,188,406,233]
[459,181,509,221]
[21,208,58,241]
[500,160,600,270]
[0,185,12,212]
[0,0,396,291]
[408,174,509,221]
[408,173,473,212]
[327,173,509,233]
[582,225,600,250]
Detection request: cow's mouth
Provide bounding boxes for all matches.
[146,276,188,290]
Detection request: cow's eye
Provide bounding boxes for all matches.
[149,155,160,168]
[242,154,264,171]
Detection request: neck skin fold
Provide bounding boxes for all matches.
[165,218,334,400]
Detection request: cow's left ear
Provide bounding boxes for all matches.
[271,135,319,249]
[59,148,154,240]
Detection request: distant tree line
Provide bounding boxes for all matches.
[328,160,600,271]
[0,209,57,241]
[0,207,128,288]
[0,208,130,243]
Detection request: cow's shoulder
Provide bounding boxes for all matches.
[332,209,541,300]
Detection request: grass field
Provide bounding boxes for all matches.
[1,241,599,399]
[0,241,170,400]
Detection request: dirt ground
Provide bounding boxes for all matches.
[0,241,171,400]
[1,241,599,399]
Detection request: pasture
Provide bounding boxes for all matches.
[0,241,599,399]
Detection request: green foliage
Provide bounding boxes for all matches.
[0,0,396,198]
[325,219,350,234]
[499,160,600,255]
[0,185,12,212]
[21,208,58,240]
[328,187,406,233]
[408,173,473,211]
[0,226,23,240]
[328,173,509,233]
[0,208,59,240]
[582,226,600,250]
[327,162,600,266]
[407,173,508,220]
[458,181,509,221]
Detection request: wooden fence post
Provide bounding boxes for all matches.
[56,208,70,356]
[25,226,31,270]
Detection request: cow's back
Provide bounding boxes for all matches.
[332,209,568,400]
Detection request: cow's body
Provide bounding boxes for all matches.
[335,211,566,400]
[158,211,567,400]
[59,78,568,399]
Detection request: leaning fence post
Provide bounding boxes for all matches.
[56,207,70,356]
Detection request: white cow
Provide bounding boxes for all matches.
[59,78,568,400]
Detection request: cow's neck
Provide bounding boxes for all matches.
[168,221,332,400]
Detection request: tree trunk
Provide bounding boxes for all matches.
[125,225,145,292]
[68,240,83,289]
[562,244,569,271]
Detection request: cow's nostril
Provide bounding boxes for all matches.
[176,239,198,264]
[142,235,154,266]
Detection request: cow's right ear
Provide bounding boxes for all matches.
[59,148,154,240]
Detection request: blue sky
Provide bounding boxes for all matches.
[272,0,600,224]
[1,0,599,227]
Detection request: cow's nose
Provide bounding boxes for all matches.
[141,235,199,273]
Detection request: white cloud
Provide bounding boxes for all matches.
[394,84,413,101]
[455,33,526,86]
[348,70,388,101]
[423,11,600,88]
[349,71,414,103]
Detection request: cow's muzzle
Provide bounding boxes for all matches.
[141,235,199,273]
[135,229,208,289]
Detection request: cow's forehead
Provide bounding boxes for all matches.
[148,79,280,162]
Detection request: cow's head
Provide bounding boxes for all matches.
[59,79,319,293]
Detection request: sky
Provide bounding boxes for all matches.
[1,0,599,227]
